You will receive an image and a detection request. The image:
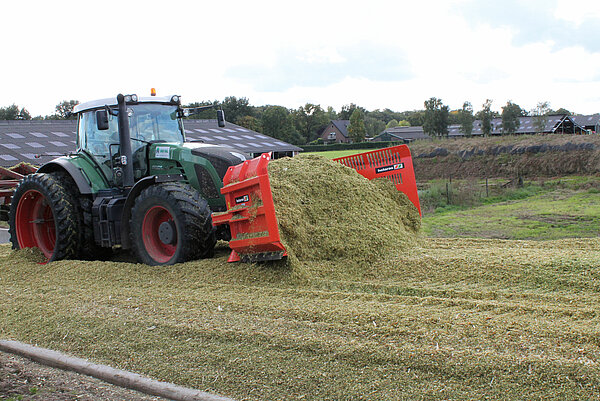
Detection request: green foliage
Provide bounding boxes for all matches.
[386,119,399,128]
[0,104,30,120]
[459,101,474,137]
[338,103,365,120]
[348,109,366,142]
[236,115,262,132]
[221,96,253,124]
[293,103,329,144]
[478,99,494,136]
[262,105,302,144]
[364,116,386,138]
[501,100,523,135]
[398,120,410,127]
[54,99,79,119]
[531,101,551,133]
[423,97,449,137]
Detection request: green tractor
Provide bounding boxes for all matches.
[8,93,247,265]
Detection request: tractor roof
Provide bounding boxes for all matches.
[73,96,177,114]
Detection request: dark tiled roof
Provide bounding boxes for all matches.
[331,120,350,138]
[373,126,428,141]
[448,115,573,136]
[0,119,302,167]
[571,114,600,129]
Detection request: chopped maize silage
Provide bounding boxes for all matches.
[267,154,421,265]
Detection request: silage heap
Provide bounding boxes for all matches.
[267,154,421,267]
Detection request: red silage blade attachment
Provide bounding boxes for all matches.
[333,145,421,215]
[211,153,287,263]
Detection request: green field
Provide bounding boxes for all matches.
[1,237,599,400]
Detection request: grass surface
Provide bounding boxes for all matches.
[1,239,599,400]
[422,185,600,240]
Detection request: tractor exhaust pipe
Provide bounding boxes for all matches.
[117,94,135,188]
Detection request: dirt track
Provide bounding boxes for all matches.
[0,351,163,400]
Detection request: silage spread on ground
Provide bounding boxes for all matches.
[266,154,421,264]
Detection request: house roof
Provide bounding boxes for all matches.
[374,126,428,141]
[0,119,302,167]
[570,114,600,129]
[330,120,350,137]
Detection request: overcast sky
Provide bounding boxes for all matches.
[2,0,600,117]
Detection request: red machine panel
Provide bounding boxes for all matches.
[334,145,421,215]
[212,153,286,262]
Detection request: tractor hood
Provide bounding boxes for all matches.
[182,143,249,179]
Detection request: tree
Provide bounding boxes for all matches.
[0,104,31,120]
[338,103,365,120]
[459,101,474,137]
[555,107,572,115]
[423,97,449,137]
[220,96,253,125]
[531,101,551,133]
[364,116,386,138]
[478,99,494,137]
[293,103,329,144]
[55,100,79,119]
[261,106,302,144]
[348,109,366,143]
[398,120,410,127]
[386,119,399,129]
[501,100,524,135]
[236,115,262,132]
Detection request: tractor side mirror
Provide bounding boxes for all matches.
[217,109,226,128]
[96,110,109,130]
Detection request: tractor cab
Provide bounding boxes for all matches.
[75,96,186,185]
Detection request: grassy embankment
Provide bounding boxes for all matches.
[1,239,599,400]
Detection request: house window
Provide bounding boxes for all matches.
[328,132,336,139]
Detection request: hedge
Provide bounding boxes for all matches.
[300,141,399,152]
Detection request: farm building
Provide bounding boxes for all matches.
[371,126,428,142]
[319,120,350,143]
[447,114,587,137]
[570,114,600,133]
[0,119,302,167]
[372,114,595,143]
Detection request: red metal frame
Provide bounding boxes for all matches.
[212,154,287,262]
[333,145,421,215]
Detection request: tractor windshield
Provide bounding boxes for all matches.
[127,104,184,144]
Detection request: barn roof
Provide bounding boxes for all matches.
[0,119,302,167]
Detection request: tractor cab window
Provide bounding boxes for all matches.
[127,104,184,149]
[78,110,119,180]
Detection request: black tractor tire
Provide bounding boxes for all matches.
[47,171,111,261]
[130,182,216,266]
[8,173,79,262]
[77,195,113,260]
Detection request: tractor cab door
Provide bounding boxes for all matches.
[78,110,120,185]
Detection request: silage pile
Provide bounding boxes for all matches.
[267,154,421,265]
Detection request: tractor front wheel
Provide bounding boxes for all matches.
[130,183,216,266]
[8,173,79,262]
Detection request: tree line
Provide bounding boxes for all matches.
[0,97,575,145]
[423,97,571,138]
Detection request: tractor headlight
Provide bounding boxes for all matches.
[124,94,138,103]
[171,95,180,104]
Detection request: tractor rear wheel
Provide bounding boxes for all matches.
[8,173,79,262]
[130,183,216,266]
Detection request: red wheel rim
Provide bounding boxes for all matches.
[15,189,54,261]
[142,206,177,263]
